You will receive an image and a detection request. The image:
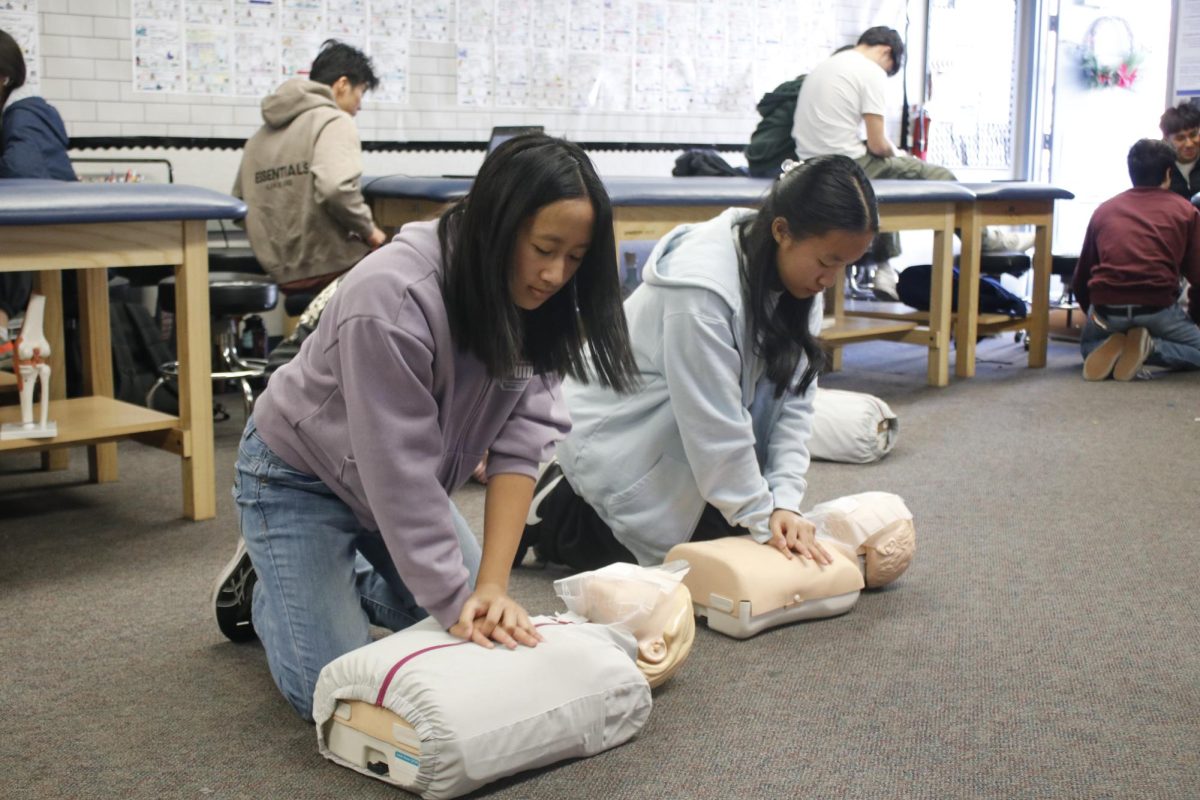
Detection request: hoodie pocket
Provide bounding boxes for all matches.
[605,453,702,550]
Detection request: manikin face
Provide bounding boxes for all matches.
[509,197,594,310]
[772,218,874,299]
[331,76,366,116]
[1168,127,1200,164]
[575,577,695,689]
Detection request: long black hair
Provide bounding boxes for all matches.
[0,29,26,109]
[438,133,637,392]
[737,154,878,397]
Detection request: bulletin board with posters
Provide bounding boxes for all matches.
[126,0,906,139]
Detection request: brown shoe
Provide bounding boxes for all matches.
[1082,332,1125,381]
[1113,327,1152,381]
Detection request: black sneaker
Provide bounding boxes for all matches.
[213,539,258,642]
[514,461,564,567]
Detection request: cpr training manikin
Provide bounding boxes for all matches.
[313,492,914,797]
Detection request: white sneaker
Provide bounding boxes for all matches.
[871,261,900,302]
[981,227,1035,253]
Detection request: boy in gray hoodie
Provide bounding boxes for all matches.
[233,40,387,296]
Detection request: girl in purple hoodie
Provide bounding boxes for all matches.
[214,134,638,720]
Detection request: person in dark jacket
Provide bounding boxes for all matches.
[0,28,76,337]
[1159,101,1200,201]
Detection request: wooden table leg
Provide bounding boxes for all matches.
[177,220,215,521]
[955,205,983,378]
[1027,217,1054,368]
[926,215,954,387]
[78,267,118,482]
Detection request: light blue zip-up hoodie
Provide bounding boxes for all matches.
[557,208,817,565]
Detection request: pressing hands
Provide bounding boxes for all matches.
[449,582,544,650]
[768,509,833,565]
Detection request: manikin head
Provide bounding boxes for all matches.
[557,564,695,688]
[309,39,379,117]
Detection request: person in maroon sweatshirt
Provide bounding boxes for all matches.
[1073,138,1200,381]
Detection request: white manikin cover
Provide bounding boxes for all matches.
[313,616,652,800]
[809,387,898,464]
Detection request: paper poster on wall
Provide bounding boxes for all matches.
[370,0,410,38]
[233,0,276,28]
[327,0,366,45]
[187,1,231,27]
[494,46,531,107]
[530,0,568,49]
[457,0,493,45]
[632,53,664,111]
[528,49,568,108]
[134,19,184,92]
[635,0,667,55]
[456,42,492,106]
[664,55,695,112]
[569,0,603,53]
[1174,0,1200,96]
[0,5,39,91]
[494,0,533,42]
[282,0,323,32]
[604,0,636,53]
[235,29,279,96]
[370,38,409,104]
[186,26,232,94]
[411,0,452,42]
[281,31,322,77]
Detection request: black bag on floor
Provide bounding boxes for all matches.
[672,148,747,177]
[897,264,1027,319]
[110,300,178,412]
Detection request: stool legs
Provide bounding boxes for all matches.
[148,315,267,420]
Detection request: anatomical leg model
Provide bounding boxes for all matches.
[0,293,56,440]
[665,492,915,639]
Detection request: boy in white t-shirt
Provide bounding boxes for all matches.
[792,26,1030,297]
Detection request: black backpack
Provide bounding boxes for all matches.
[896,264,1028,319]
[672,148,747,177]
[745,75,805,178]
[110,300,178,412]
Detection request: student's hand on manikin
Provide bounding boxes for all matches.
[768,509,833,565]
[449,582,544,650]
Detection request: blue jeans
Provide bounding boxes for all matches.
[1080,304,1200,372]
[232,417,481,720]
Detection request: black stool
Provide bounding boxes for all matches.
[149,272,279,419]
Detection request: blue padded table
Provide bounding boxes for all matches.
[0,180,247,520]
[363,175,974,386]
[953,182,1074,378]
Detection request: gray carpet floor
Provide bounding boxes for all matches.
[2,336,1197,800]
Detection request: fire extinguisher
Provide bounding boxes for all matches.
[910,104,930,161]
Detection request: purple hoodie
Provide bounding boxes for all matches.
[252,219,570,627]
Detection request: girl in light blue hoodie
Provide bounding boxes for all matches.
[521,155,879,570]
